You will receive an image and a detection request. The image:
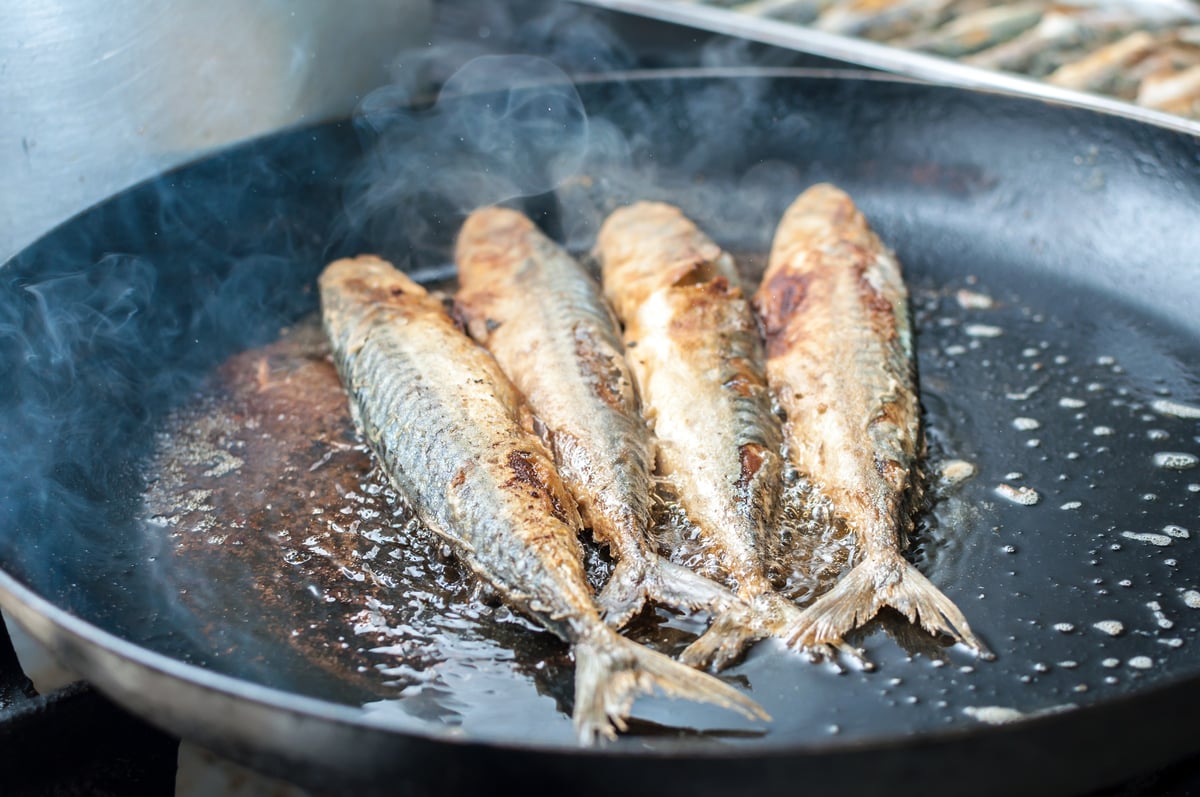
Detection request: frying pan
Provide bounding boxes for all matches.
[1,67,1199,796]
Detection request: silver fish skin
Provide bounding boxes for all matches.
[455,207,747,629]
[319,255,766,743]
[595,202,827,671]
[752,184,989,658]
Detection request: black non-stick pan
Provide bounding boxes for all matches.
[1,67,1199,796]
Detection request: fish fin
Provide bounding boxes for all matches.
[597,556,744,630]
[785,552,992,659]
[595,558,651,629]
[679,592,843,671]
[572,629,769,744]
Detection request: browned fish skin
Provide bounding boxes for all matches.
[596,202,815,670]
[753,184,989,657]
[320,255,766,742]
[455,207,744,627]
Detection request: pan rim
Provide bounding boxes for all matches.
[6,559,1200,765]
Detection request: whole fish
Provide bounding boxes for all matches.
[752,184,989,658]
[455,207,746,630]
[595,202,831,671]
[813,0,958,41]
[319,255,766,743]
[893,3,1045,58]
[1137,62,1200,115]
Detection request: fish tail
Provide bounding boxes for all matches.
[785,552,992,659]
[679,591,850,671]
[572,628,769,744]
[597,555,745,630]
[677,598,765,672]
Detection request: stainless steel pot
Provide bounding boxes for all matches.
[0,0,433,264]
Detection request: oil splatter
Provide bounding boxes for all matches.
[1121,532,1172,547]
[1154,452,1198,470]
[1152,398,1200,419]
[995,484,1041,506]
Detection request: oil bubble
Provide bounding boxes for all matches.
[996,484,1040,505]
[1153,452,1198,470]
[1152,398,1200,419]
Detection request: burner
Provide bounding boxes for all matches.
[0,619,177,796]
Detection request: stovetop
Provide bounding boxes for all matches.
[0,616,176,796]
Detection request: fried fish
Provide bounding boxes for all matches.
[320,255,766,743]
[752,184,990,658]
[595,202,827,670]
[455,207,746,629]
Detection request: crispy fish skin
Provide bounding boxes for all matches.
[320,255,766,743]
[753,184,989,658]
[595,202,817,670]
[455,207,744,627]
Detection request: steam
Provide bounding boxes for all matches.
[0,122,352,615]
[1,2,813,593]
[338,39,812,278]
[0,2,819,668]
[341,56,593,277]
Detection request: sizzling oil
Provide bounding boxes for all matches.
[140,259,1200,748]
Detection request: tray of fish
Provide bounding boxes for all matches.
[587,0,1200,124]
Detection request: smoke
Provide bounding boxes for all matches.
[0,122,355,616]
[335,3,819,278]
[339,55,593,276]
[0,1,818,593]
[0,0,826,672]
